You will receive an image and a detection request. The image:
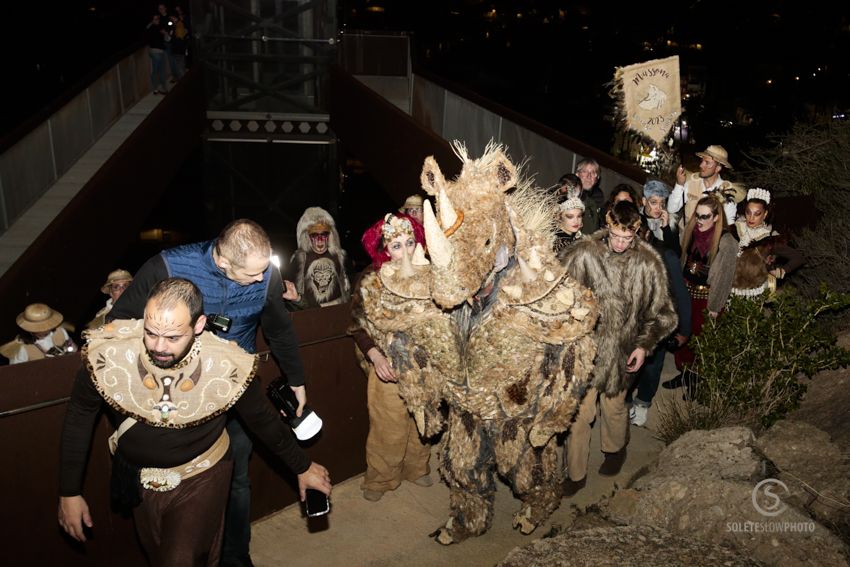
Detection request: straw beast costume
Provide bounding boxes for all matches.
[355,143,599,544]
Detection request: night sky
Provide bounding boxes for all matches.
[344,1,850,154]
[3,1,848,156]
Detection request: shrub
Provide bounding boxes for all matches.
[657,287,850,444]
[740,120,850,298]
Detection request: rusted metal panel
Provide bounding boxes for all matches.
[1,301,367,564]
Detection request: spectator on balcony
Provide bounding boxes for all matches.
[175,5,192,68]
[1,303,78,364]
[169,9,189,81]
[146,13,169,95]
[87,269,134,330]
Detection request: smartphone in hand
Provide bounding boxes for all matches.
[305,488,330,517]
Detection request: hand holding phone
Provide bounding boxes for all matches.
[305,488,330,517]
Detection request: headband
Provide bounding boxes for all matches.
[746,187,771,204]
[381,213,414,244]
[559,197,585,212]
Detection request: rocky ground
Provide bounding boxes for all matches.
[500,331,850,567]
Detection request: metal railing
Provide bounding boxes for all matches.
[338,31,646,196]
[0,47,152,236]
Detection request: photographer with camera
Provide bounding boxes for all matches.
[109,219,313,567]
[145,12,169,95]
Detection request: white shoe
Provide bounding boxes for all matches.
[630,405,648,427]
[629,405,636,421]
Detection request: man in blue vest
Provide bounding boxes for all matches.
[110,219,308,567]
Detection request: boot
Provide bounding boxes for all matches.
[598,447,627,476]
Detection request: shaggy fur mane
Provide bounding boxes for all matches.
[452,139,558,251]
[506,175,558,253]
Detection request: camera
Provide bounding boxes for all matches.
[267,377,323,441]
[205,313,232,334]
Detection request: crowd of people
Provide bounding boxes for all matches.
[0,141,806,565]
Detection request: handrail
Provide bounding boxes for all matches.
[0,336,351,419]
[412,65,647,185]
[0,41,143,155]
[0,44,153,235]
[0,397,70,419]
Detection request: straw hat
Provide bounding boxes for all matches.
[695,145,733,170]
[399,194,423,212]
[100,269,133,294]
[16,303,64,333]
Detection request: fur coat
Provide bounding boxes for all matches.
[561,230,677,395]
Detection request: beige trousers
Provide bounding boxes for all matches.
[565,386,629,481]
[362,367,431,492]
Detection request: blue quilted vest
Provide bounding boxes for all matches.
[161,240,270,353]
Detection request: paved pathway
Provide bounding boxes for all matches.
[251,355,683,566]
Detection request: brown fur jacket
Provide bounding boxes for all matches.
[561,230,677,395]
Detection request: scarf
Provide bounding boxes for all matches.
[692,224,715,258]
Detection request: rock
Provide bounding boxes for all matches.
[498,525,759,567]
[635,426,764,488]
[600,427,850,567]
[792,368,850,455]
[756,420,850,540]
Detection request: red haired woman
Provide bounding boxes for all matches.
[349,213,433,502]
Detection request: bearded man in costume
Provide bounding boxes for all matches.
[355,142,599,544]
[287,207,351,308]
[58,278,331,565]
[667,145,745,229]
[560,201,677,493]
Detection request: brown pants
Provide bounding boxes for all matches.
[565,387,628,481]
[362,367,431,492]
[133,458,233,567]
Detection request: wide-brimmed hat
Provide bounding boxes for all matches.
[695,145,733,170]
[399,194,423,212]
[17,303,64,333]
[100,269,133,294]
